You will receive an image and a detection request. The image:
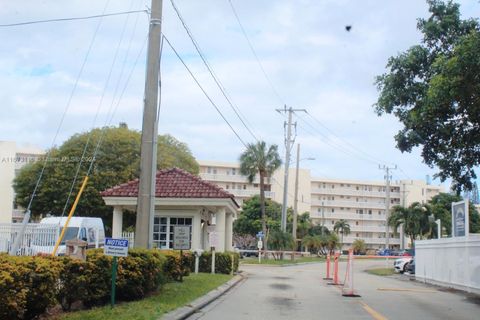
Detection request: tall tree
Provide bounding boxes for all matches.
[239,141,282,248]
[428,192,480,235]
[14,126,199,232]
[374,0,480,192]
[333,219,351,246]
[388,203,432,244]
[233,196,282,236]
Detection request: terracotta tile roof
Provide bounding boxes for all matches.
[101,168,238,207]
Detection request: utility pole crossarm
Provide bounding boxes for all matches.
[276,106,307,232]
[379,164,397,250]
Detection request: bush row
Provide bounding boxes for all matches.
[0,249,239,319]
[0,249,168,319]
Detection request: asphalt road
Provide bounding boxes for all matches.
[186,259,480,320]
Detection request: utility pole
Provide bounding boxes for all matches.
[379,164,397,249]
[135,0,163,249]
[292,144,300,241]
[276,106,306,232]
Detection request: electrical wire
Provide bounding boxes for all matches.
[228,0,285,105]
[163,34,248,148]
[0,10,147,27]
[61,0,137,217]
[23,0,112,214]
[169,0,258,142]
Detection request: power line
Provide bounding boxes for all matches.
[61,0,139,217]
[162,34,248,148]
[305,111,385,165]
[169,0,258,142]
[0,10,147,27]
[228,0,285,105]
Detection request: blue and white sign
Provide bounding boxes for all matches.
[256,231,264,239]
[104,238,129,257]
[452,200,469,238]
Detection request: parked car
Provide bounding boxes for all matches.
[377,248,393,256]
[396,249,413,256]
[394,257,413,273]
[405,258,415,274]
[240,246,259,258]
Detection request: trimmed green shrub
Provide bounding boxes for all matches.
[198,251,239,274]
[0,254,63,319]
[57,257,94,311]
[158,250,192,281]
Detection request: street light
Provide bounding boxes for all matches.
[292,144,315,243]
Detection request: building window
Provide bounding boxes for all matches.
[356,186,359,190]
[213,168,217,174]
[331,208,335,213]
[356,221,359,225]
[232,168,236,175]
[226,185,229,189]
[368,210,372,215]
[340,184,344,187]
[331,185,335,189]
[243,185,246,190]
[207,167,212,174]
[331,220,335,225]
[153,216,192,249]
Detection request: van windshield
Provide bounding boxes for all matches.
[32,227,79,246]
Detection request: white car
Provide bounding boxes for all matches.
[394,257,413,273]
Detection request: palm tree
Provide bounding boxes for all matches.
[389,202,431,245]
[302,235,321,254]
[352,239,366,255]
[239,141,282,249]
[333,219,351,247]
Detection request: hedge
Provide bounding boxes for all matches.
[0,249,169,319]
[196,251,240,274]
[0,249,238,319]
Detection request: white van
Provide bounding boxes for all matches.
[32,216,105,255]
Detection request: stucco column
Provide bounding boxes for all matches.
[214,208,226,252]
[112,206,123,238]
[192,213,202,250]
[225,212,233,251]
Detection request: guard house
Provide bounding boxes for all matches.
[101,168,239,252]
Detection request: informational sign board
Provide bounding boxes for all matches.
[452,200,469,237]
[104,238,129,257]
[257,240,263,249]
[209,231,219,248]
[173,226,191,250]
[256,231,264,239]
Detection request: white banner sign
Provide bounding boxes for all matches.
[173,226,191,250]
[209,231,219,248]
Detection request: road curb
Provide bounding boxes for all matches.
[161,273,245,320]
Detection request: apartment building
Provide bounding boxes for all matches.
[0,141,44,223]
[199,160,443,250]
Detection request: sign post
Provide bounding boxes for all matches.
[452,200,469,238]
[104,238,129,307]
[209,231,219,274]
[257,231,264,263]
[173,226,191,282]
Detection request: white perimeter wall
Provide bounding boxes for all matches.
[415,235,480,294]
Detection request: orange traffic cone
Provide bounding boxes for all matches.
[342,249,360,297]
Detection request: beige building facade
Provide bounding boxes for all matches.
[0,141,44,223]
[198,160,443,250]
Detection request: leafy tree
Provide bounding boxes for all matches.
[352,239,366,255]
[14,126,199,232]
[268,230,295,259]
[333,219,351,246]
[308,225,330,237]
[233,196,282,236]
[427,192,480,236]
[374,0,480,191]
[302,235,322,254]
[389,203,433,243]
[239,141,281,249]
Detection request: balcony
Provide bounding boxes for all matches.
[200,173,252,183]
[311,212,386,221]
[228,189,274,199]
[311,199,393,210]
[311,187,401,199]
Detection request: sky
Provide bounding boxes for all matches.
[0,0,478,187]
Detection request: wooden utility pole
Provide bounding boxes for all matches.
[135,0,163,249]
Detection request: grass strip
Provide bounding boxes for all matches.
[59,273,233,320]
[365,268,395,276]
